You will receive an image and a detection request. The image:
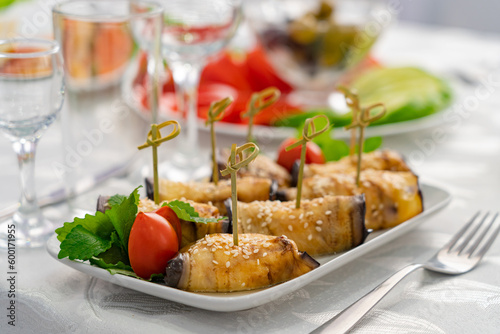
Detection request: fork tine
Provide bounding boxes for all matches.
[456,212,490,254]
[472,213,500,260]
[466,212,499,257]
[443,211,480,252]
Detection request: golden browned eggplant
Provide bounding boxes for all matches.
[96,196,229,248]
[280,170,423,230]
[215,148,291,188]
[297,150,411,184]
[231,195,367,256]
[146,176,278,215]
[164,233,319,292]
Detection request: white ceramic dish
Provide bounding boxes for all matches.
[47,181,451,312]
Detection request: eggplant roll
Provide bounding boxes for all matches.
[235,195,367,256]
[281,170,423,230]
[149,176,277,215]
[164,233,319,292]
[216,148,291,188]
[303,150,411,179]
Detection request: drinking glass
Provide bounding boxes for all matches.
[0,39,64,248]
[52,0,163,194]
[157,0,242,181]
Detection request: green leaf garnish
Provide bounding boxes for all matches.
[58,226,114,261]
[363,136,383,153]
[108,194,127,207]
[162,200,226,224]
[56,187,141,264]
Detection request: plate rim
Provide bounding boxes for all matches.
[46,180,451,312]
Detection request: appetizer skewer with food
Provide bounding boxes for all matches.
[229,194,367,256]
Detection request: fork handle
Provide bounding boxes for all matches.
[312,264,423,334]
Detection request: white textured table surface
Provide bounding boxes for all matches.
[1,22,500,333]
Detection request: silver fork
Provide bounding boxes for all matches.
[313,211,500,334]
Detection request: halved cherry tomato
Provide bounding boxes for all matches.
[128,212,179,279]
[154,206,182,246]
[276,137,325,172]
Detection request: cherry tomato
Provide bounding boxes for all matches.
[276,137,326,172]
[154,205,182,246]
[128,212,179,279]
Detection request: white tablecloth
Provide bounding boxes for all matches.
[1,22,500,333]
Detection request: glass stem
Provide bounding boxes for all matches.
[11,138,41,222]
[170,61,202,158]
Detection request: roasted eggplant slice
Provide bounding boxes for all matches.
[164,233,319,292]
[215,148,292,188]
[231,195,367,256]
[147,176,277,215]
[291,150,412,186]
[282,170,423,230]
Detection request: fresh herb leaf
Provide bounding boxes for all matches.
[57,187,141,265]
[363,136,383,153]
[89,258,164,281]
[162,200,226,223]
[58,226,114,260]
[89,257,133,272]
[97,232,130,265]
[56,211,115,242]
[321,139,350,161]
[106,186,141,253]
[108,194,127,207]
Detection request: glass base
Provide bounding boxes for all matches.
[0,213,54,248]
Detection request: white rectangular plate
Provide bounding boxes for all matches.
[46,181,451,312]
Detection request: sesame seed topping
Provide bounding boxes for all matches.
[325,210,332,215]
[224,251,230,255]
[263,252,268,257]
[207,243,213,246]
[254,249,259,253]
[304,222,309,229]
[316,220,323,225]
[288,225,293,231]
[257,213,263,219]
[289,215,296,219]
[243,255,250,259]
[318,198,324,203]
[316,226,322,232]
[299,213,304,219]
[193,249,199,254]
[233,252,239,257]
[213,260,218,265]
[211,248,216,252]
[242,283,246,287]
[306,211,314,217]
[247,218,252,223]
[257,259,260,265]
[261,222,267,227]
[226,261,230,268]
[308,234,313,241]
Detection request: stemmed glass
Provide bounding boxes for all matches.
[157,0,242,181]
[0,39,64,248]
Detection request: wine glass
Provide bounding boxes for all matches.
[157,0,242,181]
[0,39,64,248]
